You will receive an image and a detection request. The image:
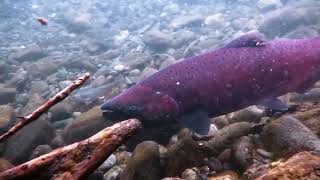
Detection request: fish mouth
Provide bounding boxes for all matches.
[101,102,143,121]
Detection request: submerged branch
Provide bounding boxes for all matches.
[0,73,90,143]
[0,118,142,180]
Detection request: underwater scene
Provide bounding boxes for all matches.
[1,0,320,179]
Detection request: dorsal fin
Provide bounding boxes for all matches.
[223,31,266,48]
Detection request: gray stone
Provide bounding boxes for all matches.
[0,85,16,105]
[9,44,46,62]
[169,14,204,29]
[4,117,54,164]
[29,144,53,160]
[143,30,172,51]
[104,166,123,180]
[99,154,117,173]
[29,80,49,95]
[137,67,158,82]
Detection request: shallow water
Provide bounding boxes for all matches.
[1,0,320,179]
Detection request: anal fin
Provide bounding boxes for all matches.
[177,110,210,135]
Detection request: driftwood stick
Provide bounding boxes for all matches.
[0,73,90,143]
[0,118,142,180]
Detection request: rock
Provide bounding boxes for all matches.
[261,116,320,158]
[65,56,97,71]
[137,67,158,82]
[164,137,205,177]
[29,144,52,160]
[9,44,45,62]
[159,56,176,70]
[251,152,320,180]
[143,30,172,51]
[5,68,28,89]
[293,106,320,136]
[29,80,49,95]
[49,100,74,122]
[121,141,162,180]
[104,166,123,180]
[24,57,67,78]
[226,106,265,124]
[0,159,14,173]
[171,30,197,49]
[0,61,10,80]
[257,0,282,11]
[119,52,152,70]
[205,157,223,173]
[208,171,238,180]
[210,115,229,129]
[80,39,111,55]
[97,49,121,61]
[283,26,320,39]
[20,93,45,115]
[232,136,254,171]
[0,85,17,105]
[115,151,132,167]
[181,168,201,180]
[169,15,204,29]
[259,6,320,38]
[0,105,16,132]
[52,118,72,129]
[87,170,104,180]
[51,132,66,148]
[217,149,232,163]
[4,117,54,164]
[256,148,272,159]
[99,154,117,173]
[58,80,72,89]
[206,122,254,156]
[63,106,111,144]
[125,123,182,150]
[204,13,225,29]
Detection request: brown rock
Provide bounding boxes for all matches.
[255,151,320,180]
[63,106,111,144]
[261,116,320,158]
[208,171,238,180]
[0,105,16,132]
[0,85,16,105]
[232,136,254,171]
[293,106,320,136]
[4,117,54,164]
[120,141,162,180]
[0,159,14,173]
[164,138,205,177]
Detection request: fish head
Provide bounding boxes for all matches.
[101,84,180,124]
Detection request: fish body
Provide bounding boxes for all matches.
[101,32,320,134]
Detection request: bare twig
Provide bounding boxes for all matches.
[0,118,141,180]
[0,73,90,143]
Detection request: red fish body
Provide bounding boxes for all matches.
[101,32,320,134]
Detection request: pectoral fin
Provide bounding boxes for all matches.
[257,98,288,112]
[177,110,210,135]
